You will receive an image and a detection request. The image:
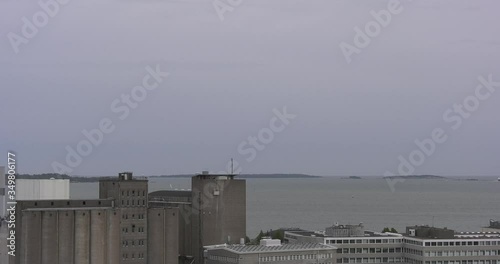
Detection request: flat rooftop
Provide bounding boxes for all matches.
[149,190,191,198]
[207,243,335,254]
[24,207,113,211]
[286,229,401,238]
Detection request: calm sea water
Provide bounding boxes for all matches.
[71,177,500,237]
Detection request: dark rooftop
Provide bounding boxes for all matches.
[149,190,191,198]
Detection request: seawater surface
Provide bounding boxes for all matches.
[71,177,500,237]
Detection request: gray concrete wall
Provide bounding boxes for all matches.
[107,209,120,264]
[148,208,166,264]
[41,211,58,264]
[148,207,180,264]
[22,211,41,264]
[59,210,75,264]
[14,208,123,264]
[74,210,90,264]
[191,177,246,264]
[90,210,106,264]
[165,207,179,264]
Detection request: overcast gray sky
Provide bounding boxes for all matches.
[1,0,499,176]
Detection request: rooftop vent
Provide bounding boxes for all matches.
[260,238,281,247]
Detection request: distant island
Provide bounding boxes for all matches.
[341,176,362,179]
[383,175,447,180]
[13,173,321,182]
[153,173,322,179]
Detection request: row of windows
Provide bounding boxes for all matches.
[121,190,147,197]
[327,239,403,245]
[423,250,500,257]
[406,259,500,264]
[338,247,403,254]
[405,248,423,256]
[260,253,334,262]
[326,238,500,247]
[425,260,500,264]
[122,226,145,233]
[122,213,146,220]
[423,241,500,247]
[122,252,145,260]
[207,255,238,263]
[121,199,147,206]
[405,239,425,246]
[122,239,146,247]
[337,257,403,263]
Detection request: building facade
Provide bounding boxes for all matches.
[285,228,406,264]
[205,239,337,264]
[100,172,149,264]
[148,172,248,264]
[191,172,246,264]
[149,190,194,263]
[286,225,500,264]
[6,172,179,264]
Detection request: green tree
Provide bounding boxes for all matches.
[382,227,398,233]
[255,230,265,242]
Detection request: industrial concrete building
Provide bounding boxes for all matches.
[285,224,500,264]
[205,238,337,264]
[191,172,247,264]
[6,172,179,264]
[100,172,149,264]
[16,178,70,200]
[149,172,247,264]
[149,190,194,263]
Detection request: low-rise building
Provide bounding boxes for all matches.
[205,239,337,264]
[285,228,405,264]
[285,224,500,264]
[404,226,500,264]
[482,220,500,233]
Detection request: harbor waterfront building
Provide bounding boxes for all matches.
[285,225,500,264]
[149,172,247,264]
[7,172,179,264]
[205,238,337,264]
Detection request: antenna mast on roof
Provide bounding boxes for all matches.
[231,158,234,174]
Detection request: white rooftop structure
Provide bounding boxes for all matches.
[260,238,282,246]
[16,179,70,200]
